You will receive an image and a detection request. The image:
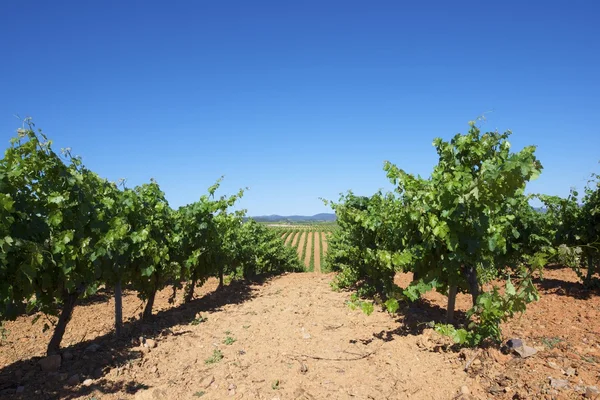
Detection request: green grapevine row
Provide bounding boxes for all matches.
[325,122,551,345]
[0,120,302,355]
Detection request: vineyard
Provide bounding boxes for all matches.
[273,224,337,273]
[0,121,599,400]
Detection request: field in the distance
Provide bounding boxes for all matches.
[270,223,336,273]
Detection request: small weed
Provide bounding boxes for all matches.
[224,330,231,335]
[205,349,223,364]
[272,380,280,390]
[541,337,563,349]
[346,294,374,316]
[581,354,599,364]
[191,315,207,326]
[193,391,205,397]
[223,336,236,345]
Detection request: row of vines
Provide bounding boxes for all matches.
[325,122,600,346]
[0,120,303,356]
[275,227,334,272]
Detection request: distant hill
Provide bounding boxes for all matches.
[251,213,336,223]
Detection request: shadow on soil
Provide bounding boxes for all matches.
[371,298,468,342]
[0,274,276,400]
[533,276,599,300]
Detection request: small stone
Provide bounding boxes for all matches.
[39,355,62,372]
[62,351,73,361]
[229,389,236,396]
[565,367,576,377]
[67,374,80,386]
[302,333,311,339]
[547,361,560,370]
[152,388,168,399]
[549,377,569,390]
[93,367,104,379]
[472,359,481,366]
[83,379,93,387]
[507,338,523,349]
[300,363,308,373]
[200,375,215,389]
[16,386,24,394]
[586,386,600,398]
[460,385,470,395]
[228,384,237,390]
[151,366,158,374]
[85,343,101,353]
[513,344,538,358]
[144,339,157,349]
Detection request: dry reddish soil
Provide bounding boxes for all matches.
[0,267,598,400]
[314,235,321,273]
[295,232,306,259]
[303,232,313,269]
[285,232,296,245]
[290,232,300,247]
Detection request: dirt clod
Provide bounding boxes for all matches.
[38,355,61,372]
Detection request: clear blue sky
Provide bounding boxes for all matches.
[1,1,599,215]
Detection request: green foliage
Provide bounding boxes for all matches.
[0,120,304,353]
[204,349,223,364]
[223,335,236,345]
[435,268,539,346]
[325,122,545,345]
[539,172,600,287]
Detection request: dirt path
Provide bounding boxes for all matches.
[314,232,321,273]
[303,232,313,269]
[69,274,474,399]
[295,232,306,259]
[289,231,300,247]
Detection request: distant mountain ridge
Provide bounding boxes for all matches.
[251,213,336,222]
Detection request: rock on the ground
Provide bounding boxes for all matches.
[83,379,94,387]
[547,361,560,370]
[586,386,600,398]
[39,355,62,372]
[200,375,215,389]
[549,377,569,390]
[144,339,157,348]
[460,385,470,395]
[506,338,538,358]
[67,374,80,386]
[85,343,101,353]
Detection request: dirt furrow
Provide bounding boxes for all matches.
[290,231,300,246]
[296,231,306,259]
[303,231,313,269]
[314,232,321,273]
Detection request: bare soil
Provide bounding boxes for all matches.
[314,234,321,273]
[303,232,313,269]
[0,267,598,400]
[295,232,306,259]
[290,232,300,247]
